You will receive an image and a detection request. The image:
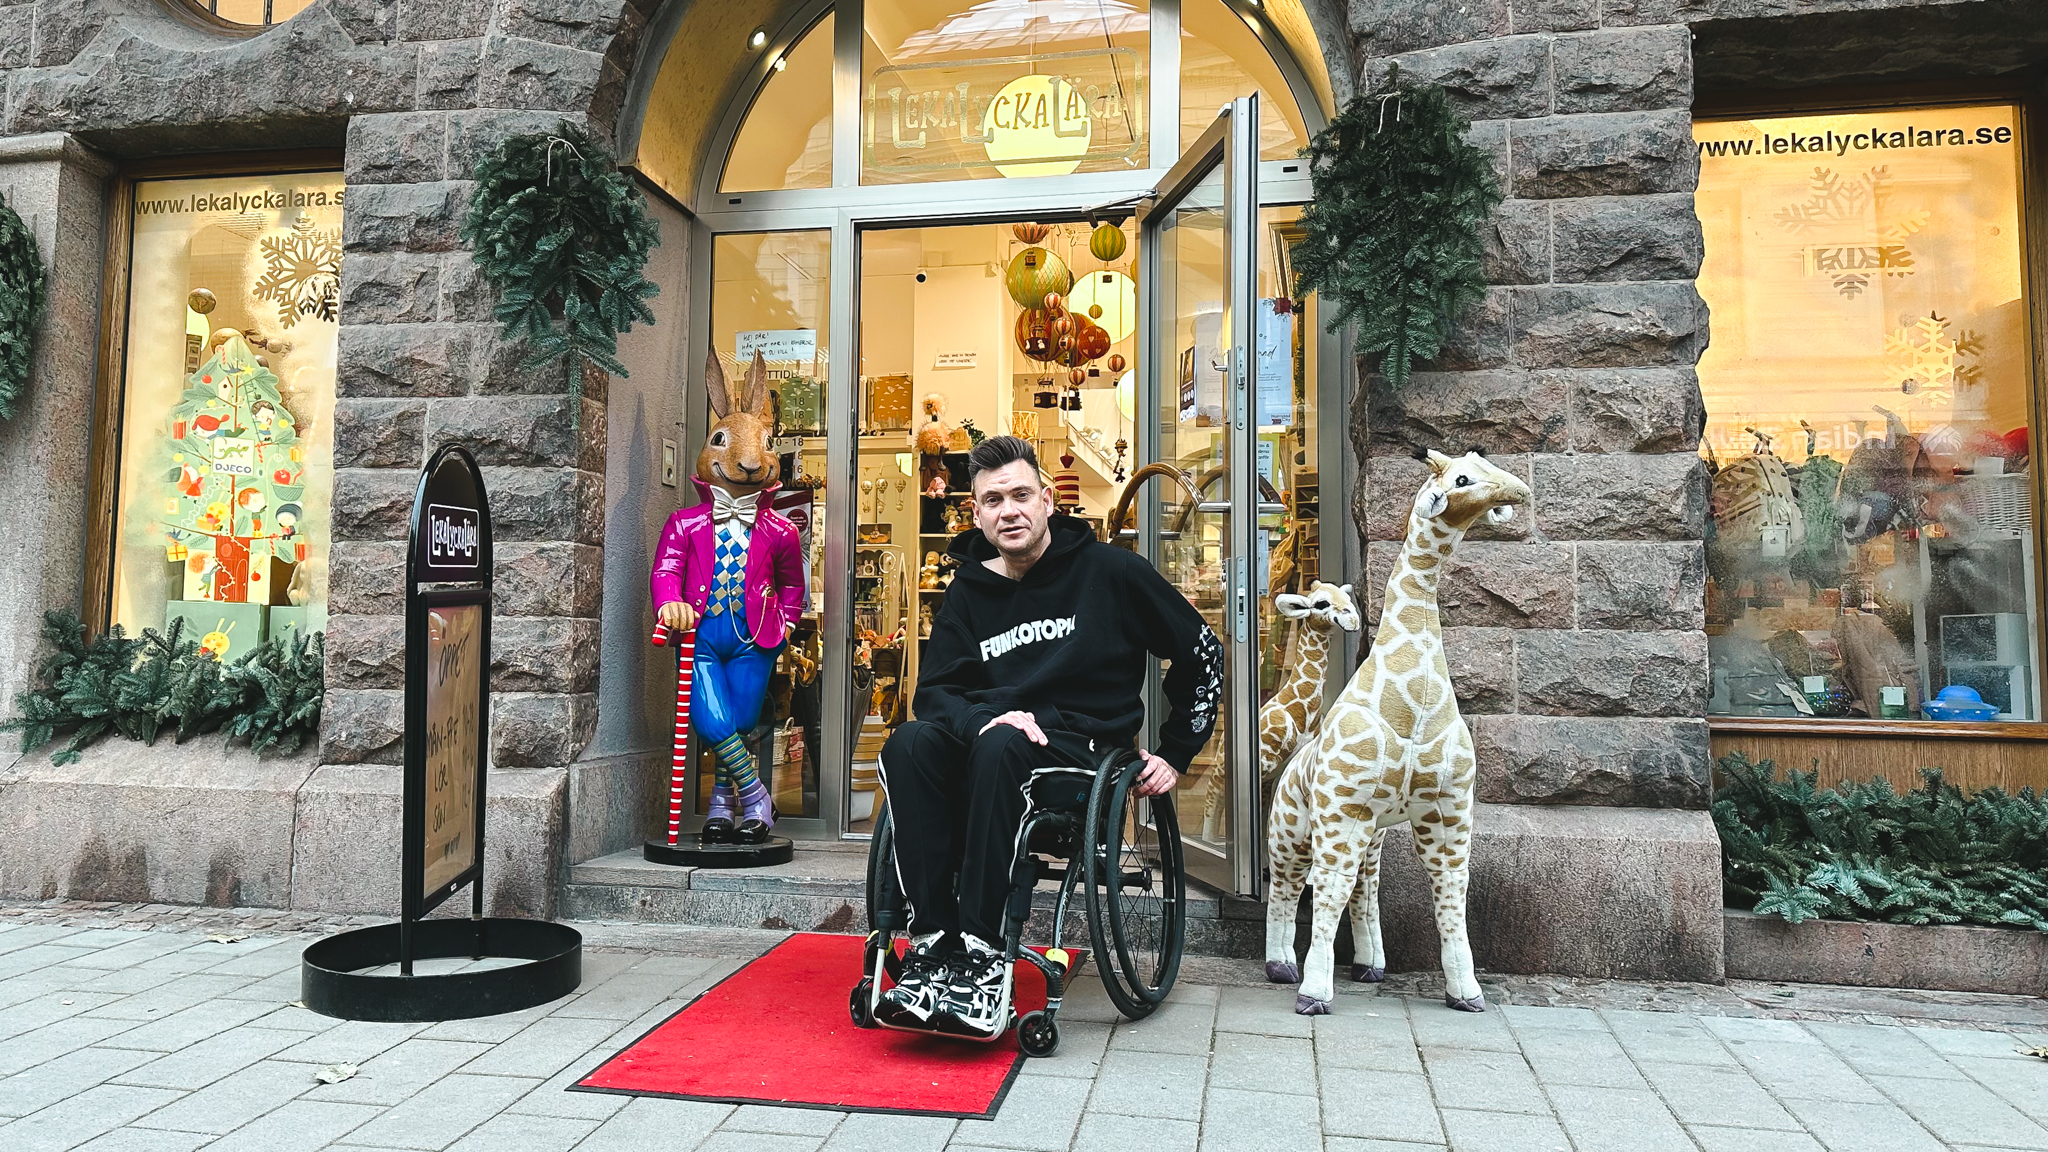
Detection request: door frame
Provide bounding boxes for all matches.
[674,151,1331,851]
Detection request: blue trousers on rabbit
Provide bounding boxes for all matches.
[696,522,787,842]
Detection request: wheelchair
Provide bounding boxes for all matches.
[848,746,1187,1057]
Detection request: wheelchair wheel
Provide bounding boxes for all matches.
[850,978,876,1028]
[1017,1009,1060,1058]
[1083,754,1186,1020]
[864,804,906,982]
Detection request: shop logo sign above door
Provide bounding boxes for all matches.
[865,47,1144,177]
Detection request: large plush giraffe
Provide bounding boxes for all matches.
[1259,581,1361,780]
[1264,450,1530,1015]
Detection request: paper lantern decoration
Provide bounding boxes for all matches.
[1042,291,1064,314]
[1107,353,1127,374]
[1089,222,1128,262]
[1088,304,1103,319]
[1068,368,1087,386]
[1074,319,1112,362]
[1012,222,1050,244]
[1051,314,1073,336]
[1006,247,1072,309]
[1015,308,1056,361]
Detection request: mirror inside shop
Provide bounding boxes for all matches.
[703,215,1321,835]
[1696,103,2039,724]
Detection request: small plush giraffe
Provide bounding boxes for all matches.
[1264,450,1530,1015]
[1259,581,1361,780]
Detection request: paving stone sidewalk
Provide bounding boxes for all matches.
[0,905,2044,1152]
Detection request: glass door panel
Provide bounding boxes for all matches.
[695,230,832,828]
[1139,96,1258,894]
[1254,206,1323,818]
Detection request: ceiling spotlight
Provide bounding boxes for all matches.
[747,27,768,49]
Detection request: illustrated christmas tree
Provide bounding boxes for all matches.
[157,332,308,651]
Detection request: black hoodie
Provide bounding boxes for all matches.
[914,515,1224,772]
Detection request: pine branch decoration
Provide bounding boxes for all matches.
[1714,752,2048,932]
[1293,68,1501,388]
[460,122,661,381]
[1,609,324,763]
[0,191,48,422]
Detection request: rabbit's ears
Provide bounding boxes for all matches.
[705,350,771,419]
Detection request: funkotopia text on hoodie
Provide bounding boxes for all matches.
[914,516,1224,772]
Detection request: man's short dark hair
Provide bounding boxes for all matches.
[967,435,1040,487]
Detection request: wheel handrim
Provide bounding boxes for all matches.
[1106,778,1183,1002]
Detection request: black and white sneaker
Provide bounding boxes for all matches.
[876,935,953,1028]
[935,936,1012,1040]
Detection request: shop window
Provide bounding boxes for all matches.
[703,231,832,820]
[1178,0,1305,161]
[179,0,316,26]
[1695,103,2039,723]
[863,0,1151,184]
[109,170,342,658]
[721,13,836,193]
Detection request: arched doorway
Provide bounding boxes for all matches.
[617,0,1345,897]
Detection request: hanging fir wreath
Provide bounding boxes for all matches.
[0,191,47,421]
[1294,68,1502,388]
[460,121,659,380]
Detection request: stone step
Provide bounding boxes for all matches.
[561,844,1268,958]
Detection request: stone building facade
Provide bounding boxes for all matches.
[0,0,2042,985]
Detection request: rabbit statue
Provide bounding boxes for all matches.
[650,350,808,844]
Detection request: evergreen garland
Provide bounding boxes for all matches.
[3,610,325,763]
[1715,752,2048,931]
[1294,68,1502,388]
[0,191,47,421]
[460,121,660,380]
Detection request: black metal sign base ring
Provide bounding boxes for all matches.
[301,918,581,1021]
[644,835,794,868]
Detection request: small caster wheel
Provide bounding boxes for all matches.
[1017,1010,1060,1058]
[850,979,876,1029]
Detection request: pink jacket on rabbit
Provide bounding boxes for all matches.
[650,475,807,646]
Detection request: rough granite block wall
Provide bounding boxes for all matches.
[1347,2,1713,810]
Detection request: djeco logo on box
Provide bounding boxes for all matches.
[428,504,481,568]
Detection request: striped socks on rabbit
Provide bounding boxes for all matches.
[712,733,774,837]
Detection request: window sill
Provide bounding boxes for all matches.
[1709,716,2048,740]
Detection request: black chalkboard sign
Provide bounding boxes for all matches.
[403,445,494,969]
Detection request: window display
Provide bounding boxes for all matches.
[704,232,832,821]
[110,170,342,657]
[1694,104,2038,722]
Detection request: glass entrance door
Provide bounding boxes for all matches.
[1138,96,1260,895]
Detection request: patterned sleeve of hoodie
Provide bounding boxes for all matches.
[1123,552,1225,773]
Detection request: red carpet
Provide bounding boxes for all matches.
[571,932,1050,1118]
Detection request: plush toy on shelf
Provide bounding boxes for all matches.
[916,392,954,499]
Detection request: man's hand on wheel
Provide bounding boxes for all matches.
[980,711,1048,745]
[1133,751,1177,797]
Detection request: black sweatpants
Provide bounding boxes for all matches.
[877,719,1098,945]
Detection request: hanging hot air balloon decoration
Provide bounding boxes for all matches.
[1006,247,1073,309]
[1089,221,1128,263]
[1015,308,1056,362]
[1013,222,1050,245]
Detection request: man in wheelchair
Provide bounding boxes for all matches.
[876,435,1224,1039]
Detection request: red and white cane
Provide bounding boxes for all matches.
[650,622,696,847]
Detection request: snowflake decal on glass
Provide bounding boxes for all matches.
[1776,166,1929,299]
[1884,312,1984,406]
[251,217,341,329]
